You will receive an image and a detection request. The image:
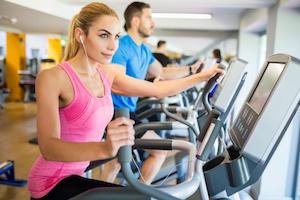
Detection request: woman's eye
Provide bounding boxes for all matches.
[115,35,120,40]
[99,34,109,38]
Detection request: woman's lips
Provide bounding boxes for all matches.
[101,53,113,58]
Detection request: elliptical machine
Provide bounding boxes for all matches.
[72,54,300,200]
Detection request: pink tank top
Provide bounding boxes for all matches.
[28,62,114,198]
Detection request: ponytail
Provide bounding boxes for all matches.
[63,14,79,61]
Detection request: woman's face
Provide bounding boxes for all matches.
[84,15,120,64]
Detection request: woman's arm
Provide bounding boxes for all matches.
[36,68,134,162]
[112,64,224,99]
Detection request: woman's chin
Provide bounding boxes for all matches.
[98,58,111,65]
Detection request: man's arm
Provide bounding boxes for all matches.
[148,59,203,80]
[111,63,224,99]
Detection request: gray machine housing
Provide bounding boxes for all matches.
[213,58,248,112]
[197,59,248,145]
[202,54,300,197]
[196,59,248,135]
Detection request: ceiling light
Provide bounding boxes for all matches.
[0,15,18,24]
[10,18,18,24]
[152,13,212,20]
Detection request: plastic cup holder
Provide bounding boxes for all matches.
[227,156,250,187]
[203,155,225,172]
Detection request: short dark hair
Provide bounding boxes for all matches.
[124,2,151,31]
[213,49,222,60]
[157,40,166,48]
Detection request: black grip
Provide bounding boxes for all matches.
[134,122,173,138]
[115,108,132,164]
[196,63,205,73]
[133,139,173,150]
[114,109,130,119]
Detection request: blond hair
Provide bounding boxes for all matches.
[63,2,118,61]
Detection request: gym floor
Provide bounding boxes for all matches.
[0,102,38,200]
[0,103,104,200]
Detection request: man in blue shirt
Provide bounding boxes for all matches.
[100,2,204,184]
[111,33,156,112]
[112,3,203,113]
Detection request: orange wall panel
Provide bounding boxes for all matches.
[6,32,26,101]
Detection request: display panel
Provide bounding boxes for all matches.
[248,63,284,113]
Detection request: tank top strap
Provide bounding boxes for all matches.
[58,62,87,95]
[58,62,78,98]
[96,66,112,90]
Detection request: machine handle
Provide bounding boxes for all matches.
[196,63,205,73]
[202,64,226,112]
[116,109,132,164]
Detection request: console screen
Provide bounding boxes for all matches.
[248,63,284,113]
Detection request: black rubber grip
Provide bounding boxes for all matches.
[114,109,130,119]
[134,122,173,138]
[133,139,172,150]
[196,63,205,73]
[115,109,132,164]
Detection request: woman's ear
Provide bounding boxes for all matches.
[74,27,84,43]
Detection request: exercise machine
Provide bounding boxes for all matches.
[0,160,27,187]
[72,53,300,199]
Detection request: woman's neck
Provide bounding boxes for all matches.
[69,49,98,75]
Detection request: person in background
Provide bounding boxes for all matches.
[212,48,222,64]
[153,40,172,67]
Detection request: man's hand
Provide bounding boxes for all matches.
[191,60,204,74]
[201,64,226,81]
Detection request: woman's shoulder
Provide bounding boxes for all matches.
[98,63,126,83]
[36,65,68,85]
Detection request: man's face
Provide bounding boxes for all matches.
[160,44,166,50]
[138,8,155,38]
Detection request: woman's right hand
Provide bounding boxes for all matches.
[201,64,225,81]
[104,117,135,157]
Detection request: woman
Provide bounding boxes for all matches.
[28,2,224,200]
[212,48,222,64]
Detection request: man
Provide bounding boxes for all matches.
[100,2,204,184]
[153,40,172,67]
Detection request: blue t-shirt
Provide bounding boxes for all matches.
[112,35,155,112]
